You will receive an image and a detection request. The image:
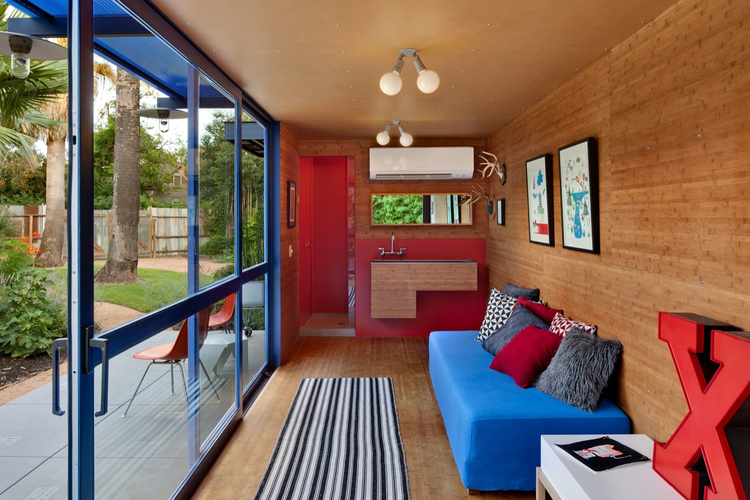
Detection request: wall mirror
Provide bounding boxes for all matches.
[371,194,473,226]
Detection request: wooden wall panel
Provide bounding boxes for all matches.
[484,0,750,441]
[279,123,300,364]
[298,138,489,240]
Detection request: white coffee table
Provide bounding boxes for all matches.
[537,434,682,500]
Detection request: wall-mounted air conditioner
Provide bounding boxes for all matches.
[369,147,474,180]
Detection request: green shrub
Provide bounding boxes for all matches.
[0,241,67,357]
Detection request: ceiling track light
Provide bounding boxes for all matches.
[376,120,413,147]
[0,32,67,79]
[380,48,440,96]
[136,107,188,133]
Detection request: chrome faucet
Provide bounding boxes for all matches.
[378,232,406,258]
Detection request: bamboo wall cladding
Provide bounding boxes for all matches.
[485,0,750,442]
[279,124,300,364]
[298,139,488,239]
[371,262,478,318]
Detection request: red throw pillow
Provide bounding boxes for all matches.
[489,325,563,388]
[513,296,563,324]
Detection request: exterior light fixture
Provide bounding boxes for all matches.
[135,107,188,133]
[379,48,439,96]
[376,120,414,147]
[0,32,67,79]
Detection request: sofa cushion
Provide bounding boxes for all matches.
[490,325,562,388]
[482,304,550,356]
[536,328,623,411]
[514,296,563,324]
[549,312,597,337]
[474,289,517,342]
[503,282,540,302]
[429,330,630,491]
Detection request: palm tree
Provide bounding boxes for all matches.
[94,67,140,284]
[34,60,115,267]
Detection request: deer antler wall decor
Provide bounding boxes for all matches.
[460,184,494,215]
[478,151,507,185]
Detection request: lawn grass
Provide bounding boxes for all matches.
[49,267,215,313]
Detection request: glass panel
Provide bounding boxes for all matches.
[240,110,266,271]
[241,279,267,391]
[198,75,236,287]
[199,294,236,447]
[91,53,195,332]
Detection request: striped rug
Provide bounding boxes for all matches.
[254,377,410,500]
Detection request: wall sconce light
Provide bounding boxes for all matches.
[380,48,440,96]
[135,107,188,133]
[0,32,67,79]
[376,120,414,147]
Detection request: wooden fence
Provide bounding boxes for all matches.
[3,205,208,259]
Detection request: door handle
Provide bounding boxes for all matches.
[90,338,109,417]
[51,338,67,416]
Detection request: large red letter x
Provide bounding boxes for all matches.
[654,312,750,500]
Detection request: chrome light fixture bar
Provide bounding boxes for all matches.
[376,120,414,147]
[0,31,67,79]
[380,48,440,96]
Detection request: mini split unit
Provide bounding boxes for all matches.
[369,147,474,180]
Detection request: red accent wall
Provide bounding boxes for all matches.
[355,238,487,337]
[298,157,312,327]
[310,157,348,313]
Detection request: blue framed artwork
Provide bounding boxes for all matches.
[525,154,554,246]
[558,137,599,253]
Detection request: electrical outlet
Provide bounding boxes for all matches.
[288,245,293,257]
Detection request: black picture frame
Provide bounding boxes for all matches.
[525,154,554,246]
[287,180,297,228]
[558,137,599,253]
[496,199,505,226]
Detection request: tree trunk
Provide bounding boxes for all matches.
[95,69,140,284]
[35,136,67,268]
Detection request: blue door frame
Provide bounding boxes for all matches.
[64,0,281,497]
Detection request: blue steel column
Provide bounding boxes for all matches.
[186,66,200,464]
[234,105,243,399]
[268,122,281,367]
[68,0,96,497]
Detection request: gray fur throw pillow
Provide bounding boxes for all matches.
[482,304,550,356]
[535,328,622,412]
[503,282,540,302]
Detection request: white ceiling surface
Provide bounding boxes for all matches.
[152,0,676,141]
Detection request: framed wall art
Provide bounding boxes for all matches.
[287,180,297,228]
[558,137,599,253]
[525,154,554,246]
[496,199,505,226]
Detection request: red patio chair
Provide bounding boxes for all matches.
[122,306,222,417]
[208,294,235,332]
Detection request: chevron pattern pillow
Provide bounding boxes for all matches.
[475,289,518,341]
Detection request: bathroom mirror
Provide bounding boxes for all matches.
[371,194,473,226]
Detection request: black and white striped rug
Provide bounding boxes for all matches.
[254,378,410,500]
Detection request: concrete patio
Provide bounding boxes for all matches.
[0,329,266,499]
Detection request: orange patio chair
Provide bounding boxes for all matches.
[208,294,235,333]
[122,306,222,417]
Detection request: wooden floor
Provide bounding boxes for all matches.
[192,337,535,500]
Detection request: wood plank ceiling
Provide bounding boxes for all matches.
[151,0,678,141]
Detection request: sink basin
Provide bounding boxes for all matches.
[371,259,474,264]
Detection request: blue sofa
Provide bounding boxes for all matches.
[429,330,630,492]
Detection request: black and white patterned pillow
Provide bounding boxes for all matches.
[475,289,517,341]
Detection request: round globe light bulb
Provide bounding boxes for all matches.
[399,133,414,147]
[379,70,402,96]
[376,131,390,146]
[416,69,440,94]
[11,53,30,79]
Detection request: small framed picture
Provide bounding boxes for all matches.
[496,199,505,226]
[287,180,297,228]
[558,137,599,253]
[525,154,554,246]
